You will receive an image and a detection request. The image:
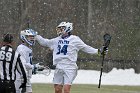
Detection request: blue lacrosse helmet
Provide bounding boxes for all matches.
[20,29,37,46]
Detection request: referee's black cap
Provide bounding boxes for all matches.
[3,34,13,43]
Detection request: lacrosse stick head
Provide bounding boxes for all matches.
[103,33,111,48]
[36,66,51,76]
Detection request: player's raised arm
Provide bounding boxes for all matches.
[35,33,54,49]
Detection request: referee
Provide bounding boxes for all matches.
[0,34,27,93]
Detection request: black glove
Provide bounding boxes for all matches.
[98,46,108,56]
[19,82,26,89]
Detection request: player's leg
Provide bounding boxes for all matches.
[54,84,63,93]
[63,69,77,93]
[22,69,32,93]
[15,79,22,93]
[23,78,32,93]
[63,85,71,93]
[53,69,64,93]
[15,72,22,93]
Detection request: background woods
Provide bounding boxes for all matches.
[0,0,140,72]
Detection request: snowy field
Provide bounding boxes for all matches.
[31,68,140,86]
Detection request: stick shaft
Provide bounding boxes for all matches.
[27,18,30,28]
[98,33,111,88]
[98,54,105,88]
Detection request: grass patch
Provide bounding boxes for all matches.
[32,83,140,93]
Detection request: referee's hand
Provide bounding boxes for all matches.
[19,83,26,89]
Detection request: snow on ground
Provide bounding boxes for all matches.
[31,68,140,86]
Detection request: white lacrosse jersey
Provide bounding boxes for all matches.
[16,44,33,78]
[35,35,98,69]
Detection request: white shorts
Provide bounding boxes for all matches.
[53,69,77,85]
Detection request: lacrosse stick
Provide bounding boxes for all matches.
[36,65,51,76]
[98,33,111,88]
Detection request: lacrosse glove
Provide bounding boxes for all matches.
[98,46,108,56]
[32,63,45,74]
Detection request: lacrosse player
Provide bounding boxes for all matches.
[35,22,107,93]
[15,29,43,93]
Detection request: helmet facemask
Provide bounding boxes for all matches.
[56,26,66,36]
[56,22,73,37]
[25,35,35,46]
[20,29,36,46]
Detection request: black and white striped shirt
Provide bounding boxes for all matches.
[0,45,27,81]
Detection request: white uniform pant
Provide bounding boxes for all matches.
[15,78,32,93]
